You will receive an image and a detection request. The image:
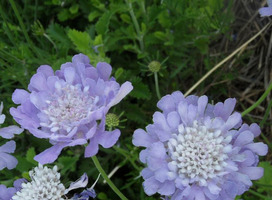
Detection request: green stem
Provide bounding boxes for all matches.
[126,0,144,52]
[248,189,267,199]
[9,0,32,46]
[0,4,16,47]
[154,72,161,99]
[242,81,272,117]
[43,33,57,52]
[91,156,128,200]
[260,98,272,127]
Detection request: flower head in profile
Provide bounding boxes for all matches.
[259,0,272,17]
[133,91,268,200]
[10,54,133,164]
[12,164,88,200]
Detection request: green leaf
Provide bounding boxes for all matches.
[126,104,148,124]
[68,29,92,53]
[95,11,112,35]
[46,23,70,45]
[130,77,151,100]
[69,4,79,14]
[88,11,101,22]
[16,156,35,173]
[120,14,131,24]
[26,147,37,165]
[57,9,70,22]
[154,31,167,41]
[115,68,124,80]
[257,162,272,194]
[58,156,79,175]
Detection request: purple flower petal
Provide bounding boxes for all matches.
[0,185,17,200]
[244,142,268,156]
[97,62,112,81]
[0,141,18,170]
[37,65,54,78]
[65,173,88,194]
[157,181,175,196]
[107,81,133,108]
[12,89,30,104]
[167,111,180,129]
[259,7,272,17]
[0,125,23,139]
[98,129,120,148]
[84,137,99,158]
[157,94,176,113]
[133,129,155,147]
[72,53,90,64]
[143,177,160,195]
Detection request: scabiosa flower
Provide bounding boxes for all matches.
[12,164,88,200]
[10,54,133,164]
[133,91,268,200]
[259,0,272,17]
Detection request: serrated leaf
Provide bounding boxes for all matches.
[95,11,112,35]
[26,147,37,165]
[130,77,151,100]
[58,156,79,175]
[126,104,147,124]
[46,23,70,45]
[16,156,35,173]
[68,29,92,53]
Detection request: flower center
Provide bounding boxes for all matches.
[167,120,232,186]
[41,84,97,133]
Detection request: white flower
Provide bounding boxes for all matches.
[12,164,65,200]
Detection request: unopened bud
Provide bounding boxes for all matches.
[148,61,161,73]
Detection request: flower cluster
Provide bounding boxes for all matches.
[10,54,133,164]
[133,91,268,199]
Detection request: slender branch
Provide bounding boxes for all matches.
[154,72,161,99]
[248,189,267,199]
[9,0,33,47]
[126,0,144,52]
[242,81,272,117]
[91,156,128,200]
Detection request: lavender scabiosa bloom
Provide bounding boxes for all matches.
[133,91,268,200]
[10,54,133,164]
[259,0,272,17]
[12,164,88,200]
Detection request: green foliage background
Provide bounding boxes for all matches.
[0,0,270,199]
